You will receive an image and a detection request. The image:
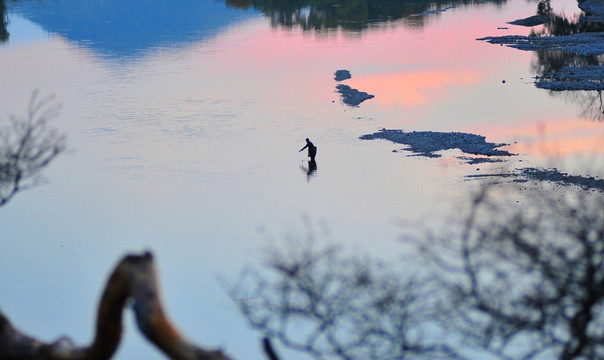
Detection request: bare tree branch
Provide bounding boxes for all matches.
[412,184,604,359]
[262,337,281,360]
[0,252,232,360]
[0,91,66,208]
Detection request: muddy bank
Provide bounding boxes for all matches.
[360,129,514,161]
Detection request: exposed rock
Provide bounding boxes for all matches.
[521,167,604,191]
[336,84,375,107]
[333,70,374,106]
[457,156,505,165]
[477,0,604,55]
[507,14,549,27]
[466,167,604,192]
[334,69,352,81]
[535,65,604,91]
[478,32,604,56]
[360,129,514,158]
[477,31,604,91]
[477,0,604,92]
[579,0,604,24]
[478,33,604,90]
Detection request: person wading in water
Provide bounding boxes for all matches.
[299,138,317,161]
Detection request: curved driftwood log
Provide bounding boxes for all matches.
[0,252,231,360]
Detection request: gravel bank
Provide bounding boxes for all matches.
[360,129,514,158]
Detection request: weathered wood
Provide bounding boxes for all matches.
[126,253,229,360]
[0,252,232,360]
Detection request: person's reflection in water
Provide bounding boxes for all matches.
[301,159,317,181]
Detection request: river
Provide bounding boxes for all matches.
[0,0,601,359]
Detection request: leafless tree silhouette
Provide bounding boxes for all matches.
[412,184,604,360]
[231,233,462,360]
[0,92,66,207]
[233,181,604,360]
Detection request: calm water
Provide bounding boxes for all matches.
[1,0,602,359]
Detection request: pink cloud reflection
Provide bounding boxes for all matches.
[347,70,482,107]
[472,119,604,160]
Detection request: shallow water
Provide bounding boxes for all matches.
[0,0,602,359]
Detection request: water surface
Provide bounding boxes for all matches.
[1,0,602,359]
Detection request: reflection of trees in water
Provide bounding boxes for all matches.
[575,90,604,121]
[531,49,603,77]
[1,0,8,42]
[225,0,507,32]
[528,0,604,121]
[234,184,604,360]
[543,89,604,121]
[529,0,604,75]
[530,50,604,121]
[531,50,604,122]
[533,0,604,37]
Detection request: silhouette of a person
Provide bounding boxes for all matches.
[299,138,317,161]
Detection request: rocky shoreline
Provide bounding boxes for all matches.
[478,0,604,91]
[358,0,604,191]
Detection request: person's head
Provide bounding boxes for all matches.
[306,138,310,142]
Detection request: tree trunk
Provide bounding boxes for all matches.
[0,252,231,360]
